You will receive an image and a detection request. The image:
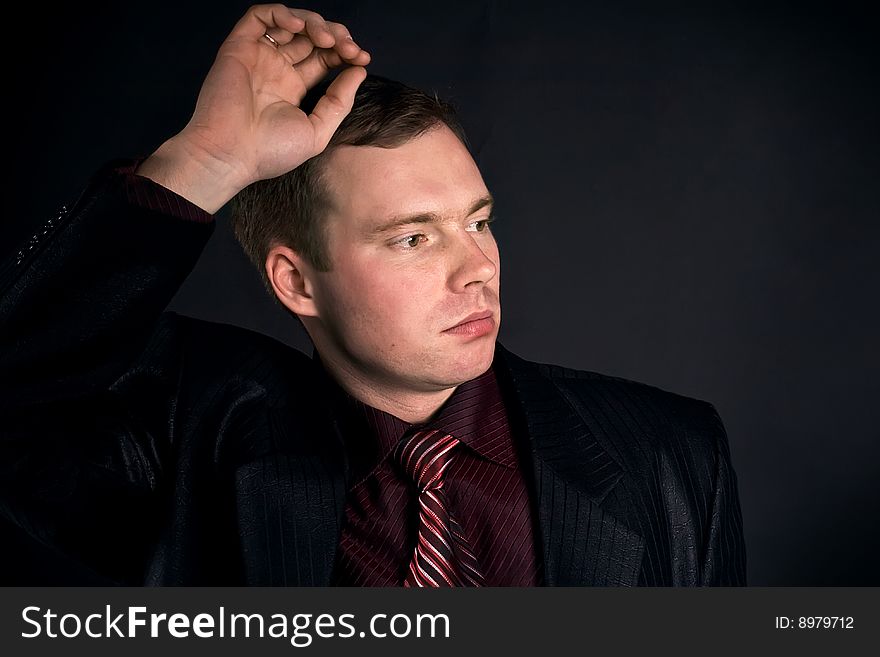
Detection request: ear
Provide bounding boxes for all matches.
[265,244,320,318]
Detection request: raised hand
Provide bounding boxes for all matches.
[136,5,370,213]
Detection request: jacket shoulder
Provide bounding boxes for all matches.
[167,311,318,400]
[169,311,309,362]
[115,310,318,418]
[526,356,727,467]
[542,360,721,426]
[131,312,333,460]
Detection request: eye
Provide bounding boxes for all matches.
[394,233,427,249]
[467,217,495,232]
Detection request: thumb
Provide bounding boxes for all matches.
[308,66,368,152]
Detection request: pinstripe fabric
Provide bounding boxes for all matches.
[120,159,214,224]
[496,345,747,586]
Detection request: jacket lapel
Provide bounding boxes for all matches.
[495,343,645,586]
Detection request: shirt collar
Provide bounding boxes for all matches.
[313,344,516,488]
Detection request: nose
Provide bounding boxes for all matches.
[447,230,498,293]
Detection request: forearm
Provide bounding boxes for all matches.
[0,161,215,406]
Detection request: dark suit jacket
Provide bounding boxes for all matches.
[0,162,746,586]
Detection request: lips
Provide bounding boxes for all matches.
[445,310,493,331]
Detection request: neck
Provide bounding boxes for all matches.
[315,349,457,425]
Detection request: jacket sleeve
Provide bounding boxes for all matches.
[0,160,216,583]
[0,159,214,407]
[698,404,748,586]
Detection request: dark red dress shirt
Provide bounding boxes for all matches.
[314,355,542,587]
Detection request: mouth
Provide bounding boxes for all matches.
[443,310,495,337]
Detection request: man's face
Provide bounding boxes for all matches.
[307,124,501,396]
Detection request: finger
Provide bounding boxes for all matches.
[308,66,368,151]
[278,33,319,65]
[272,38,365,85]
[292,46,346,90]
[271,27,369,71]
[324,21,370,64]
[263,26,296,47]
[288,8,336,49]
[230,4,306,41]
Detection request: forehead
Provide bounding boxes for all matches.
[320,125,489,225]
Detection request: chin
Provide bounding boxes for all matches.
[444,337,497,380]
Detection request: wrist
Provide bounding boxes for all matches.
[135,135,250,214]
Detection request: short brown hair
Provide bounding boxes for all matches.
[229,74,469,294]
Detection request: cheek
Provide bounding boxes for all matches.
[329,260,437,333]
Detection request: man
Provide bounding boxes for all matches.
[0,5,746,585]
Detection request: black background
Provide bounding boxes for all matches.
[5,0,878,585]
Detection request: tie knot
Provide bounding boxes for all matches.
[394,429,460,491]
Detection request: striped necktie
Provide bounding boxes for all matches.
[394,428,486,587]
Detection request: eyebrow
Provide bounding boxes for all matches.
[366,195,495,238]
